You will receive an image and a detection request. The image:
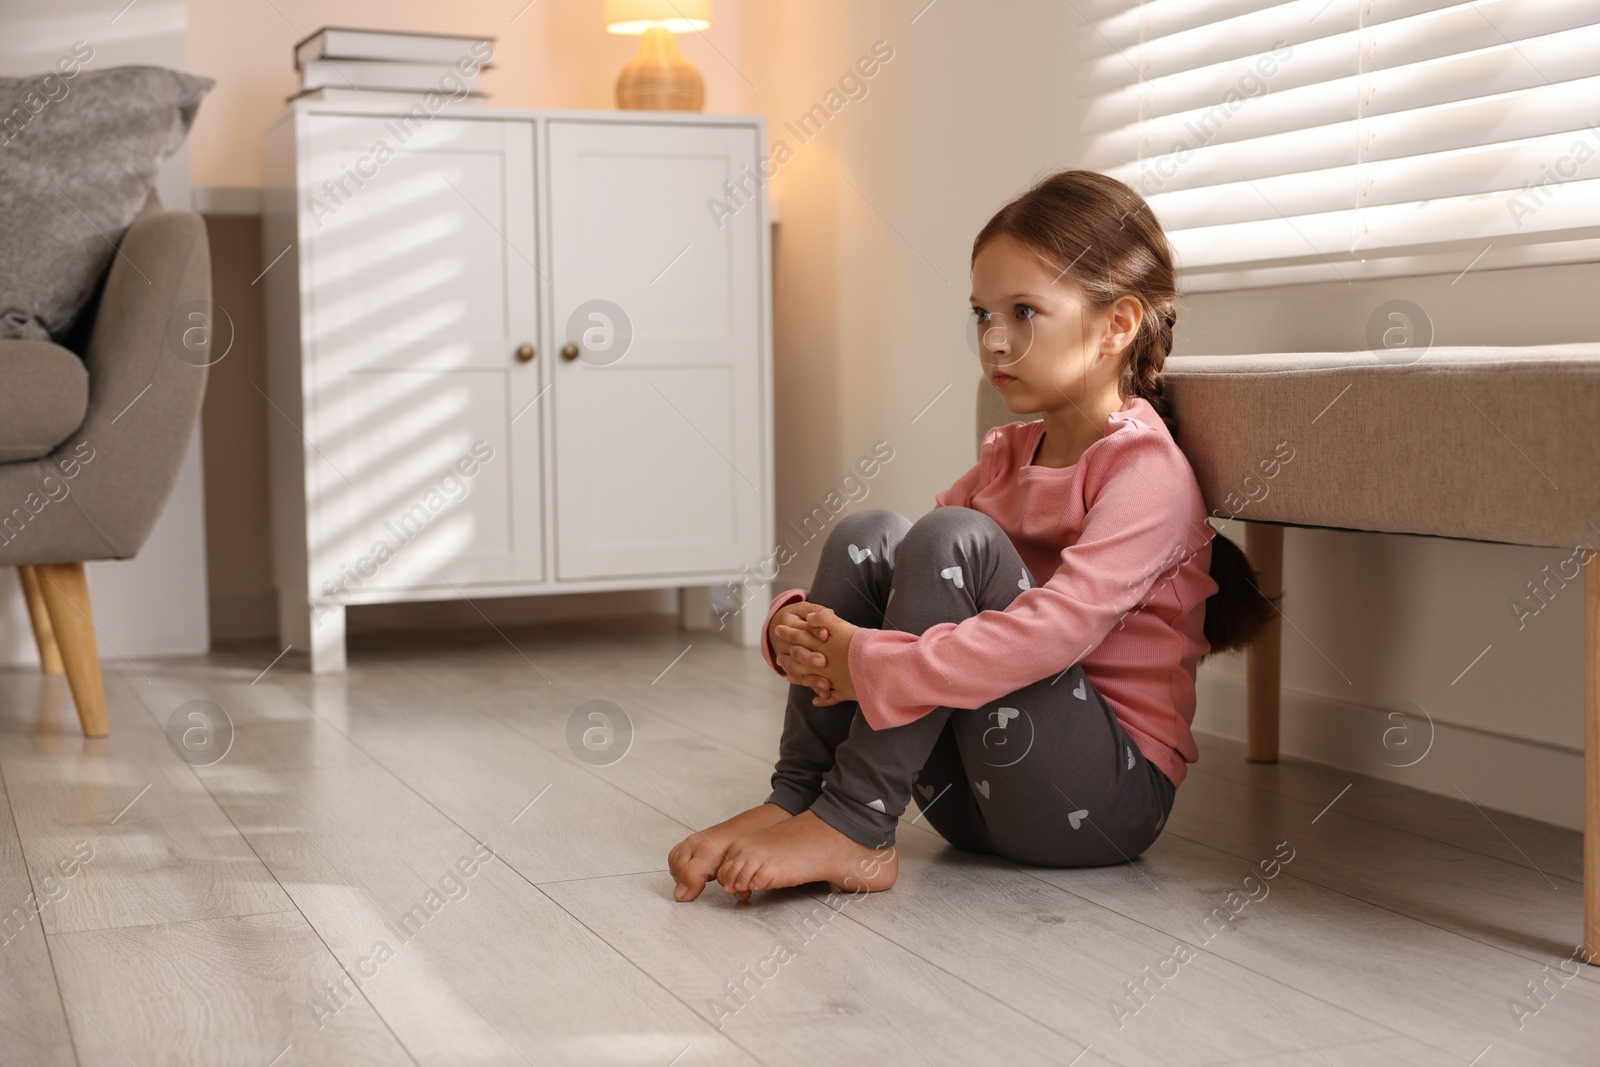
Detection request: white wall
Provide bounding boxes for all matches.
[737,0,1093,581]
[0,0,210,663]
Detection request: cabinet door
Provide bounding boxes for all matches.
[303,114,542,595]
[547,121,764,580]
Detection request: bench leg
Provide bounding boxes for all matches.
[1586,558,1599,964]
[1245,523,1283,763]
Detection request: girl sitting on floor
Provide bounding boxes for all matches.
[669,169,1275,901]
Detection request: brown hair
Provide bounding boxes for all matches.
[971,169,1278,657]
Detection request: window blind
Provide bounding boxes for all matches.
[1081,0,1600,289]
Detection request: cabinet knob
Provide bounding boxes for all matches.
[561,343,581,361]
[515,343,535,363]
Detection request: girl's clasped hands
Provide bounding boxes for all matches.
[766,602,861,706]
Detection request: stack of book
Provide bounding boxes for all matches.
[291,27,495,104]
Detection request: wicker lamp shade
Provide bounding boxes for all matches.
[605,0,711,112]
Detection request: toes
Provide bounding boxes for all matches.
[669,837,705,878]
[715,854,741,892]
[677,848,723,902]
[714,851,756,901]
[674,860,708,901]
[726,860,748,893]
[733,858,763,894]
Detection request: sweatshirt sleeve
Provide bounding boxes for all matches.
[846,427,1212,731]
[758,587,809,676]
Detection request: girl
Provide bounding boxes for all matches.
[668,169,1275,902]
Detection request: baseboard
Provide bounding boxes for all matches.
[1194,665,1583,831]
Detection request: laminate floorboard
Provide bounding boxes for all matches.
[203,761,759,1066]
[0,673,293,935]
[1,616,1594,1066]
[1187,733,1584,885]
[1162,771,1585,962]
[541,871,1101,1067]
[0,738,76,1067]
[1030,824,1597,1061]
[790,828,1392,1066]
[49,911,413,1067]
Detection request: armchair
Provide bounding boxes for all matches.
[0,197,211,735]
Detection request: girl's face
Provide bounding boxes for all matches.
[969,232,1139,414]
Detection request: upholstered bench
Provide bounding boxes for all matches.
[976,343,1600,962]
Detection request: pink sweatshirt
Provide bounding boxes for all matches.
[759,396,1218,789]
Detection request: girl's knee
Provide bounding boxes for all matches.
[900,506,1007,563]
[915,508,998,543]
[829,509,910,548]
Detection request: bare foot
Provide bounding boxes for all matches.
[715,810,898,897]
[668,803,793,902]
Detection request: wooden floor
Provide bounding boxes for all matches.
[2,614,1596,1066]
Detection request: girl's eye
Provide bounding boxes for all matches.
[1015,305,1036,321]
[971,307,990,323]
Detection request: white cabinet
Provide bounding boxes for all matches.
[547,120,765,581]
[262,104,772,672]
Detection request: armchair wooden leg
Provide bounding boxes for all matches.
[18,566,65,675]
[1585,559,1599,964]
[34,562,109,738]
[1245,522,1283,763]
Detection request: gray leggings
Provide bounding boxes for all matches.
[766,506,1176,866]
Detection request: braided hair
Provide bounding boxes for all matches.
[970,171,1277,656]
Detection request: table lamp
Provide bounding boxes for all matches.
[604,0,712,111]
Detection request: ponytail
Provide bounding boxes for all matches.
[1200,527,1281,656]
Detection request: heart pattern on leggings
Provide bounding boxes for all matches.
[1073,678,1088,700]
[1126,746,1135,769]
[940,566,964,589]
[974,779,990,799]
[848,543,873,564]
[1019,566,1031,591]
[866,798,887,813]
[916,783,935,801]
[1068,808,1090,830]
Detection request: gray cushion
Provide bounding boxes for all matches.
[0,65,212,342]
[0,340,89,461]
[976,344,1600,550]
